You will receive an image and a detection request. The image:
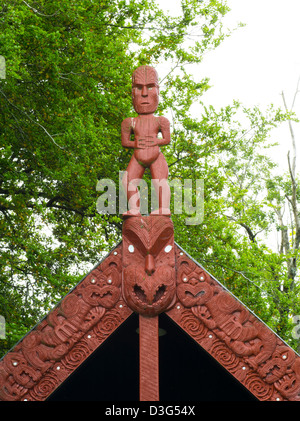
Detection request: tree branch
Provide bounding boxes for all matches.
[0,88,65,150]
[281,91,296,177]
[22,1,60,17]
[224,214,258,242]
[291,75,300,111]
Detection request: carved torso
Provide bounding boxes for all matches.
[124,115,164,167]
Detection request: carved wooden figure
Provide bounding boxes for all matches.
[121,65,171,216]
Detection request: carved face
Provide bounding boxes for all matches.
[0,352,40,400]
[80,268,121,309]
[77,251,122,309]
[176,259,213,308]
[123,264,175,316]
[275,358,300,398]
[122,215,176,316]
[260,346,295,385]
[132,65,159,115]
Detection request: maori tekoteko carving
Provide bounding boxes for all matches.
[121,65,171,216]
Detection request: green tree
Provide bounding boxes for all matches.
[0,0,229,356]
[167,100,298,342]
[2,0,298,359]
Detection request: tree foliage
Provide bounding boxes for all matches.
[0,0,230,355]
[0,0,299,358]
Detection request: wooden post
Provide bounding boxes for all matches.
[139,315,159,401]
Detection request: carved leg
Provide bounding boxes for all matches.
[150,153,170,215]
[122,155,145,216]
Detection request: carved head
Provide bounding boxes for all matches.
[132,65,159,115]
[0,352,40,400]
[122,215,176,316]
[176,258,213,308]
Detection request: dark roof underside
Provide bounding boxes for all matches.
[48,313,256,401]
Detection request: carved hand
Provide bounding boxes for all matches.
[135,136,157,148]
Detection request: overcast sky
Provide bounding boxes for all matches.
[154,0,300,248]
[157,0,300,166]
[200,0,300,110]
[158,0,300,107]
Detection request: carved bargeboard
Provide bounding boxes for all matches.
[166,245,300,401]
[0,244,132,401]
[1,238,300,401]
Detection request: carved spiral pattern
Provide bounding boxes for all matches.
[210,342,240,371]
[63,342,90,370]
[60,294,79,318]
[93,308,124,340]
[29,374,60,401]
[180,310,208,341]
[244,373,274,401]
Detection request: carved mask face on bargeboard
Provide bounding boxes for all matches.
[122,215,176,316]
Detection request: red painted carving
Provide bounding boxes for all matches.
[139,315,159,401]
[2,53,300,401]
[166,246,300,401]
[122,215,176,317]
[2,239,300,401]
[121,65,171,216]
[0,245,132,401]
